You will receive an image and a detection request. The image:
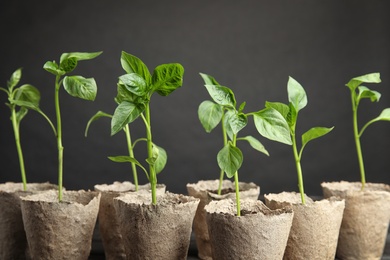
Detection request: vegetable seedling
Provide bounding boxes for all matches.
[85,110,140,191]
[262,76,333,204]
[0,68,56,191]
[199,73,291,216]
[345,73,390,190]
[43,51,102,201]
[109,51,184,205]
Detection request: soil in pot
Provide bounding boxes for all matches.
[113,191,199,260]
[321,181,390,260]
[0,182,57,260]
[264,192,345,260]
[94,182,166,260]
[204,198,293,260]
[186,179,259,260]
[20,190,100,260]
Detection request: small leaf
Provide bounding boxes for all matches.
[302,127,334,148]
[237,136,269,156]
[8,68,22,89]
[15,107,28,124]
[111,101,144,136]
[60,51,102,63]
[199,73,220,85]
[357,86,381,103]
[152,63,184,96]
[286,102,297,128]
[253,108,292,145]
[59,57,78,73]
[223,113,234,141]
[265,101,290,119]
[108,155,148,177]
[12,84,41,110]
[226,111,247,135]
[238,101,246,113]
[63,76,97,101]
[371,108,390,122]
[288,76,307,112]
[120,51,151,84]
[85,111,112,137]
[198,100,223,133]
[217,143,243,178]
[153,144,167,174]
[205,84,236,108]
[43,61,65,76]
[346,73,381,91]
[119,73,148,97]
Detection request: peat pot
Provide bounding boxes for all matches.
[20,190,100,260]
[94,182,166,260]
[186,179,260,260]
[0,182,57,260]
[265,192,345,260]
[321,181,390,260]
[113,191,199,260]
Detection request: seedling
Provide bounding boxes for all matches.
[85,110,140,191]
[262,77,333,204]
[0,68,56,191]
[109,51,184,205]
[43,51,102,201]
[199,73,291,215]
[345,73,390,190]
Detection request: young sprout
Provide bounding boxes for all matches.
[43,51,102,201]
[345,73,390,190]
[0,68,56,191]
[260,77,333,204]
[109,51,184,205]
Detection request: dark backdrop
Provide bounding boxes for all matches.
[0,0,389,196]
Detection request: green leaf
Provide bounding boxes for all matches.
[15,107,28,124]
[199,73,220,85]
[223,112,234,141]
[238,102,246,113]
[302,127,334,149]
[120,51,151,83]
[346,73,381,91]
[253,108,292,145]
[60,51,102,63]
[43,61,65,76]
[119,73,148,97]
[357,86,381,103]
[369,108,390,124]
[237,136,269,156]
[115,83,139,104]
[265,101,290,119]
[226,111,247,135]
[111,101,144,136]
[12,84,41,110]
[59,57,78,73]
[8,68,22,90]
[108,155,148,177]
[152,63,184,96]
[153,144,167,174]
[85,111,112,137]
[286,102,297,129]
[205,84,236,108]
[198,100,223,133]
[63,76,97,101]
[217,143,243,178]
[288,76,307,112]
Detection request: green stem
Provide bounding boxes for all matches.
[218,112,228,195]
[144,104,157,204]
[352,95,365,190]
[232,134,241,216]
[11,107,27,191]
[55,75,63,202]
[124,124,138,191]
[292,132,305,204]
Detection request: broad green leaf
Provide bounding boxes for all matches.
[15,107,28,124]
[265,101,290,119]
[237,136,269,156]
[153,144,167,174]
[198,100,223,133]
[226,111,247,135]
[63,76,97,101]
[119,73,148,97]
[357,86,381,103]
[217,143,243,178]
[120,51,151,84]
[59,51,102,63]
[108,155,148,176]
[111,101,144,136]
[253,108,292,145]
[152,63,184,96]
[85,111,112,137]
[346,73,381,91]
[8,68,22,89]
[288,76,307,112]
[43,61,65,76]
[302,127,334,149]
[59,57,78,73]
[115,83,139,104]
[205,84,236,108]
[199,73,220,85]
[12,84,41,110]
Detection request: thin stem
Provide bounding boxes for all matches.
[55,75,64,201]
[232,134,241,216]
[11,107,27,191]
[292,132,305,204]
[38,110,57,136]
[144,104,157,204]
[352,93,365,190]
[218,112,228,195]
[124,124,138,191]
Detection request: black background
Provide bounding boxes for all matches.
[0,0,389,197]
